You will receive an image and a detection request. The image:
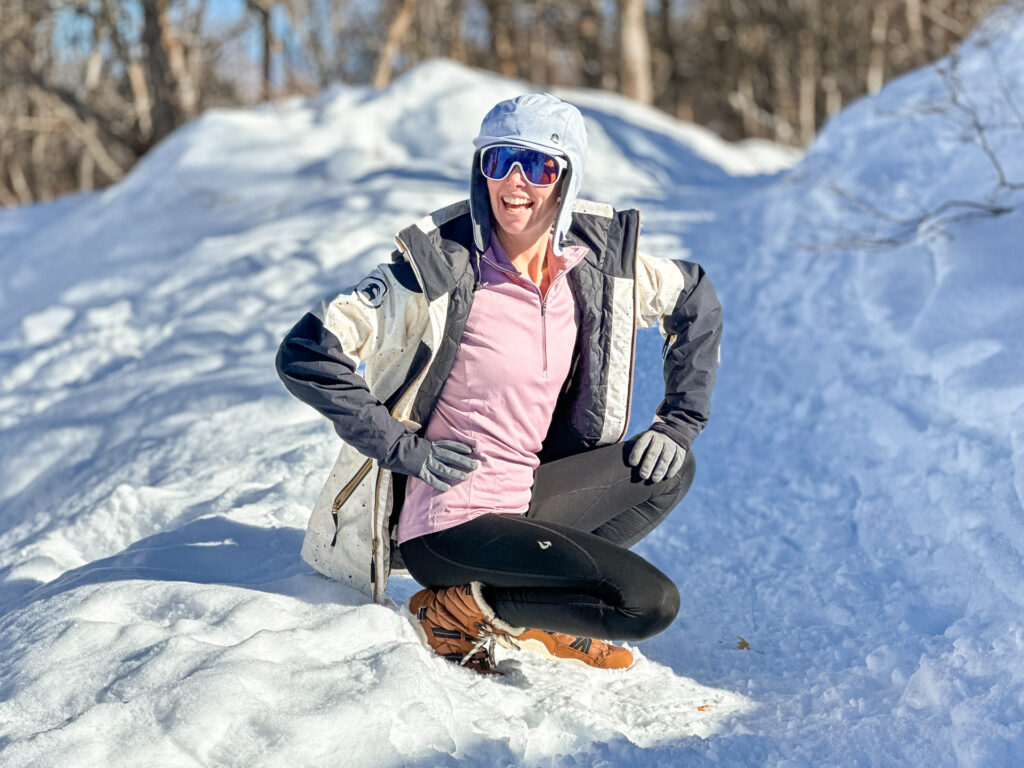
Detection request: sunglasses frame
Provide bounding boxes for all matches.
[479,144,568,187]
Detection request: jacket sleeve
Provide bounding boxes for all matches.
[635,252,722,451]
[275,263,431,476]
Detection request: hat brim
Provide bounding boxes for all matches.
[472,136,567,157]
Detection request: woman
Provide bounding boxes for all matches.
[277,93,722,673]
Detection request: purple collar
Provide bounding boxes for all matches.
[480,233,587,289]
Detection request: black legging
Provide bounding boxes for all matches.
[399,437,695,641]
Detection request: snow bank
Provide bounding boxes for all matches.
[672,5,1024,764]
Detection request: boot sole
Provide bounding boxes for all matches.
[515,636,635,671]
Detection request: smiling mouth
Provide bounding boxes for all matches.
[502,196,534,212]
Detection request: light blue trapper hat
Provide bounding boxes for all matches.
[470,93,588,257]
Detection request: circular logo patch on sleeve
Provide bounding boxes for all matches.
[355,276,388,308]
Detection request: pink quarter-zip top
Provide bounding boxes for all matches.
[396,234,588,544]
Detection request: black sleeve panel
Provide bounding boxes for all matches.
[275,312,430,477]
[650,261,722,451]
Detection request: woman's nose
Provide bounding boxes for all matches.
[506,165,527,186]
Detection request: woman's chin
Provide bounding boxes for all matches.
[496,222,528,237]
[494,214,543,239]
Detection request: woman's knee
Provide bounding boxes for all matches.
[666,448,696,494]
[621,570,680,639]
[646,574,681,635]
[680,448,696,485]
[643,449,695,519]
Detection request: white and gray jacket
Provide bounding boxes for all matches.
[276,199,722,602]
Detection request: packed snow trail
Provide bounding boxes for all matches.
[2,6,1024,766]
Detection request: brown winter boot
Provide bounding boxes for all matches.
[516,629,635,670]
[408,582,525,673]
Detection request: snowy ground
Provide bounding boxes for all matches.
[3,6,1024,766]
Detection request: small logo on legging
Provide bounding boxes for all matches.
[538,540,552,550]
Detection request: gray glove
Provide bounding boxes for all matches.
[628,430,686,483]
[418,439,478,492]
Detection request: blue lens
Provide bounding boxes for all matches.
[481,145,564,186]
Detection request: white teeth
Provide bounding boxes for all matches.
[503,196,531,206]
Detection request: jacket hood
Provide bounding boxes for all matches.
[470,93,588,257]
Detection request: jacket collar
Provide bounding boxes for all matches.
[394,199,637,300]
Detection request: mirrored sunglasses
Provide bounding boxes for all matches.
[480,144,567,187]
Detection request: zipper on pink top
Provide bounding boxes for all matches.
[540,299,548,378]
[538,255,582,378]
[481,254,578,380]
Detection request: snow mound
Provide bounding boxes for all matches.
[0,58,774,767]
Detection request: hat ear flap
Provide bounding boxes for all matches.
[469,148,492,253]
[550,163,574,256]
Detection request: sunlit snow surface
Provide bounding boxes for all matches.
[2,6,1024,765]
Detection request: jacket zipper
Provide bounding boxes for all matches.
[333,241,437,595]
[330,357,429,588]
[330,458,373,547]
[617,212,641,443]
[369,465,385,600]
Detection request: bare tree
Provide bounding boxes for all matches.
[246,0,277,101]
[666,0,1008,146]
[142,0,186,142]
[803,42,1023,252]
[1,0,1016,207]
[619,0,653,104]
[372,0,417,88]
[1,0,244,206]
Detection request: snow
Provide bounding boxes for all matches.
[2,5,1024,765]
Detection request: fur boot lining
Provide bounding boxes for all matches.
[470,581,525,636]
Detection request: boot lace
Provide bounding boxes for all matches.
[461,622,518,668]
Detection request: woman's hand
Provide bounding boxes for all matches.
[628,431,686,483]
[418,439,479,492]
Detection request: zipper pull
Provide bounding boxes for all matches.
[541,302,547,316]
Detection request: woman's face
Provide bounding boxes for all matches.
[486,166,562,245]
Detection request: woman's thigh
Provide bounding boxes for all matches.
[399,513,679,639]
[526,438,694,546]
[402,513,608,591]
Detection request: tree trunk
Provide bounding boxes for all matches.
[165,21,199,116]
[29,95,51,201]
[619,0,653,104]
[484,0,516,78]
[770,46,796,144]
[577,2,603,89]
[372,0,417,88]
[867,2,890,95]
[141,0,184,143]
[8,157,33,205]
[448,0,467,64]
[798,28,817,144]
[262,7,272,100]
[244,0,276,101]
[822,74,842,119]
[100,0,153,143]
[906,0,926,65]
[127,62,155,142]
[657,0,680,113]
